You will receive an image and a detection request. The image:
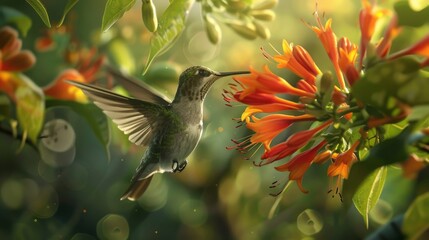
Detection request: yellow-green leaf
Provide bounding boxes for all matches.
[343,127,411,205]
[143,0,195,74]
[25,0,51,28]
[101,0,137,32]
[403,192,429,239]
[353,166,387,228]
[13,74,45,143]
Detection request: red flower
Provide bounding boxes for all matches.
[274,40,321,85]
[246,114,316,149]
[43,48,105,102]
[0,26,35,72]
[338,37,359,86]
[359,0,387,67]
[233,65,315,99]
[327,140,360,180]
[226,0,426,199]
[387,34,429,60]
[274,140,327,193]
[261,120,332,164]
[310,17,346,90]
[43,69,88,102]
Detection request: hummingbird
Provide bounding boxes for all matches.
[67,66,249,201]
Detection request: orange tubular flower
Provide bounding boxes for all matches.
[338,37,360,86]
[327,140,360,180]
[246,114,316,149]
[274,140,327,193]
[376,14,400,58]
[274,40,321,85]
[310,17,346,90]
[230,91,304,108]
[359,0,386,68]
[43,69,88,103]
[401,154,426,179]
[234,65,315,98]
[241,103,304,120]
[43,47,104,102]
[230,91,305,120]
[261,120,332,164]
[387,34,429,60]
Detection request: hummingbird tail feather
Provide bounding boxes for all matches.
[120,175,153,201]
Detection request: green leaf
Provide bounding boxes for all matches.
[395,0,429,27]
[101,0,137,32]
[353,166,387,228]
[25,0,51,28]
[343,126,412,204]
[403,192,429,239]
[143,0,195,74]
[0,7,32,36]
[352,57,429,114]
[13,74,45,144]
[45,99,111,161]
[57,0,79,28]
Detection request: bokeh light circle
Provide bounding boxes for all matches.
[296,209,324,235]
[39,118,76,167]
[1,179,24,209]
[183,27,220,63]
[28,184,59,218]
[96,214,129,240]
[40,118,75,152]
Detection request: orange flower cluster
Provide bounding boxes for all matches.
[225,0,429,195]
[0,26,36,72]
[0,26,36,98]
[43,47,105,103]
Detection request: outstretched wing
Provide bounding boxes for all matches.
[67,80,168,146]
[105,65,172,105]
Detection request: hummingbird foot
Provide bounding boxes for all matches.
[172,160,188,173]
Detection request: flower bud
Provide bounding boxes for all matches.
[227,21,257,40]
[252,0,278,10]
[251,10,275,21]
[204,14,222,44]
[313,150,332,164]
[226,0,247,11]
[253,20,270,39]
[141,0,158,32]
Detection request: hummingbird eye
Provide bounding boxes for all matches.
[195,69,210,77]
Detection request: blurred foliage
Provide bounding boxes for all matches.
[0,0,428,240]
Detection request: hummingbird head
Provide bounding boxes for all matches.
[173,66,249,103]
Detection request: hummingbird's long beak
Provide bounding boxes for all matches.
[215,70,251,77]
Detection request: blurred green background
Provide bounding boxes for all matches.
[0,0,427,239]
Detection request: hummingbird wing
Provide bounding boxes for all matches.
[105,66,172,105]
[66,80,168,146]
